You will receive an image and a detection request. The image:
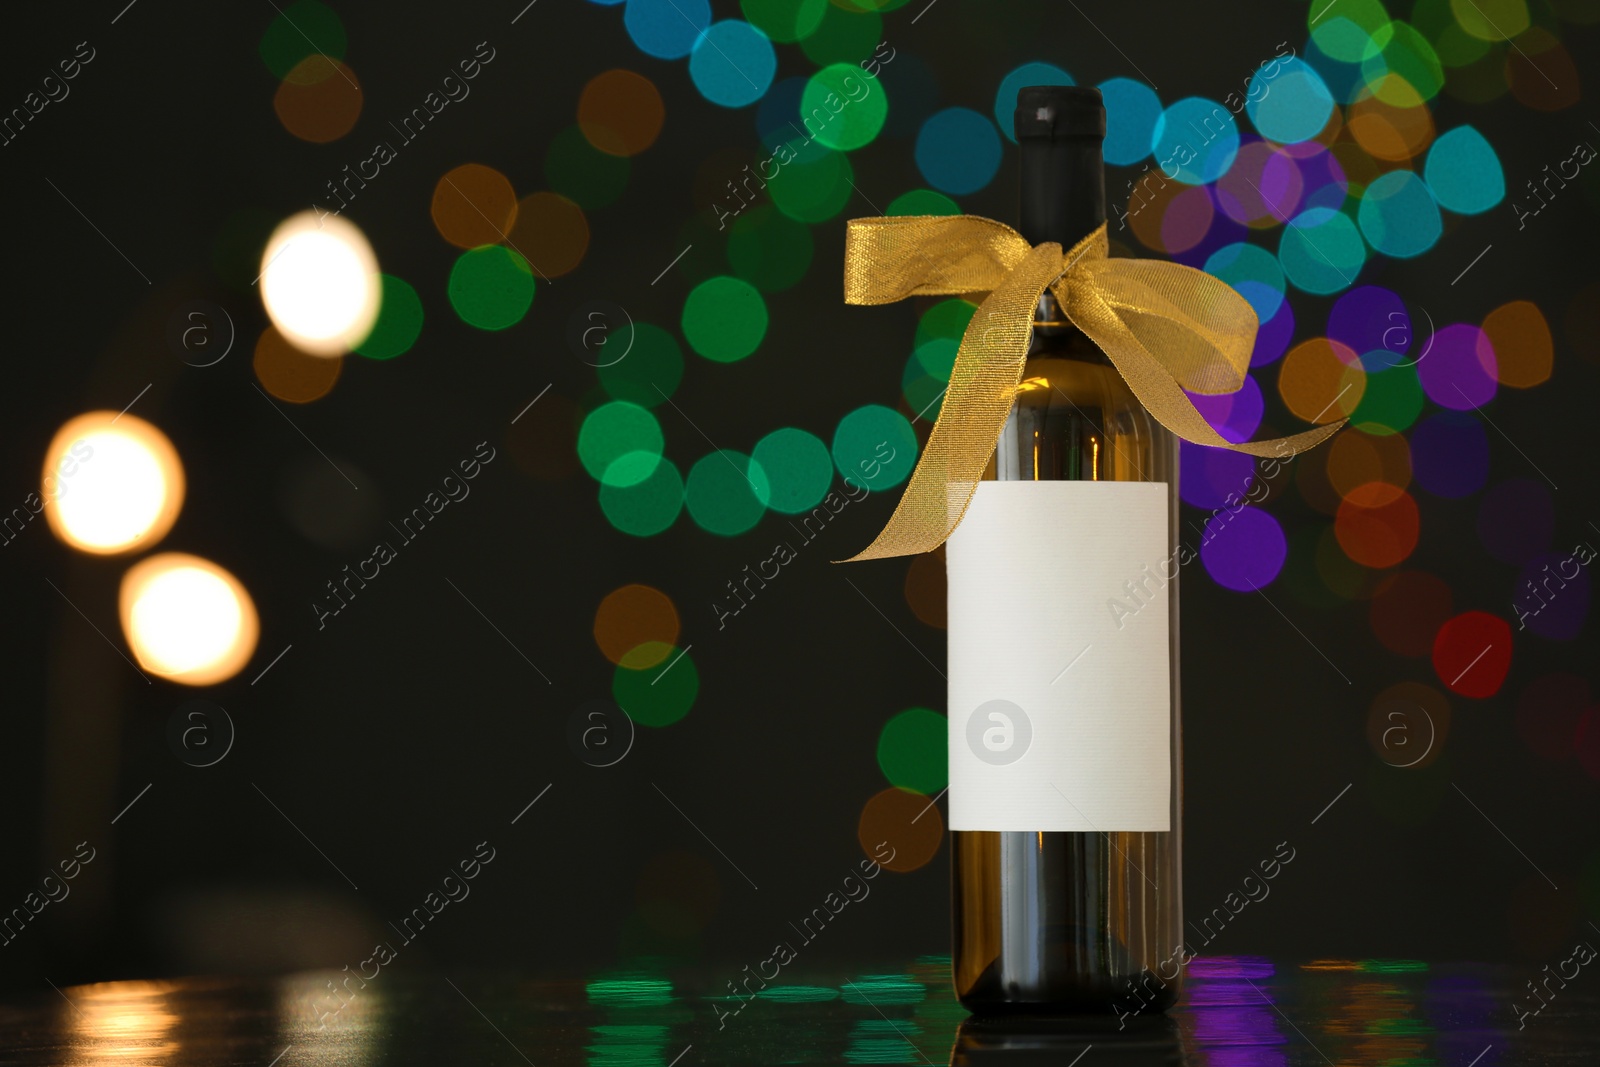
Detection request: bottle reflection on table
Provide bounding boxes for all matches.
[950,1012,1185,1066]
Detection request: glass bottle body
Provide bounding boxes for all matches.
[950,301,1183,1015]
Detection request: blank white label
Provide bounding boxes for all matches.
[946,480,1171,832]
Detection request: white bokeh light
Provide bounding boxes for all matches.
[43,412,184,555]
[259,212,380,356]
[120,554,259,686]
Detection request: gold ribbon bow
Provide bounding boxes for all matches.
[838,215,1345,562]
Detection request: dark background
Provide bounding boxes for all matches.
[1,0,1596,995]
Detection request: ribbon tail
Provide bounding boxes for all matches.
[1058,278,1345,459]
[836,242,1065,562]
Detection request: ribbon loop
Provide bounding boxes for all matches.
[838,215,1345,562]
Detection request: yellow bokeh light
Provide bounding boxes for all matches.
[120,553,259,686]
[43,412,184,555]
[259,211,380,356]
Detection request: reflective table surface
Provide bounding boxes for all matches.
[5,955,1594,1065]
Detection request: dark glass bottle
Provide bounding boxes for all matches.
[949,86,1183,1015]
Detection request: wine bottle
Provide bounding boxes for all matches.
[947,85,1183,1015]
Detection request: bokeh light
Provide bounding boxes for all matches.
[832,405,916,489]
[751,428,834,514]
[254,326,343,403]
[768,148,854,222]
[259,0,345,79]
[1416,324,1496,410]
[579,69,666,156]
[1424,125,1504,213]
[447,246,536,331]
[886,189,959,216]
[876,707,946,794]
[43,412,184,556]
[431,164,518,249]
[545,125,631,210]
[1251,299,1296,367]
[1326,430,1412,498]
[1151,97,1238,185]
[682,276,768,362]
[1335,482,1420,568]
[1481,300,1552,388]
[690,21,776,109]
[1515,674,1589,761]
[857,787,942,873]
[1199,505,1288,591]
[600,457,684,537]
[685,451,769,536]
[1278,337,1365,423]
[740,0,827,42]
[1432,610,1512,698]
[1409,411,1488,498]
[613,644,698,726]
[915,108,1002,195]
[802,63,887,150]
[595,584,681,669]
[259,212,381,356]
[727,205,814,292]
[597,322,684,408]
[624,0,710,59]
[506,192,590,279]
[1099,77,1161,166]
[274,57,362,143]
[1204,241,1285,324]
[799,3,880,66]
[1370,570,1454,657]
[1179,441,1256,509]
[579,402,665,487]
[1247,57,1334,143]
[354,275,424,361]
[1358,170,1442,258]
[119,553,259,686]
[1516,550,1590,641]
[1278,207,1366,294]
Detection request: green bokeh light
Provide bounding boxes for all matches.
[832,404,918,490]
[887,189,961,216]
[545,125,631,210]
[681,276,768,362]
[768,149,855,224]
[600,456,684,537]
[1349,364,1424,434]
[355,275,423,360]
[686,451,770,536]
[448,246,535,331]
[613,643,698,727]
[751,428,833,514]
[1308,0,1391,63]
[799,4,881,65]
[914,298,978,348]
[740,0,828,42]
[579,402,665,486]
[259,0,346,79]
[876,707,947,794]
[728,206,814,293]
[1361,20,1445,101]
[1278,208,1366,295]
[598,322,684,408]
[801,63,889,152]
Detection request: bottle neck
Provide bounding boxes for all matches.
[1019,134,1106,347]
[1018,134,1106,248]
